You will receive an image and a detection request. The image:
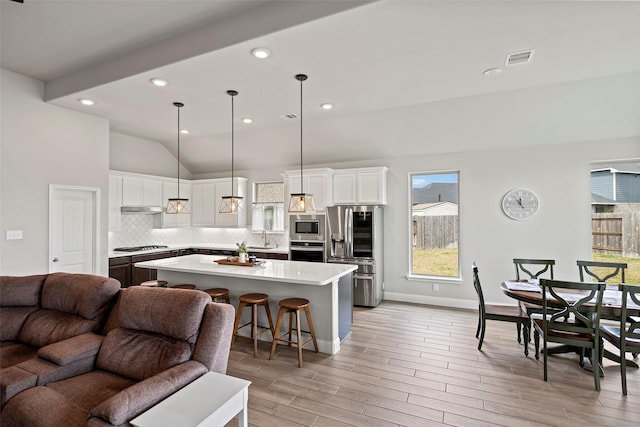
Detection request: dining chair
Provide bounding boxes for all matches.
[472,263,530,355]
[600,284,640,395]
[577,260,627,288]
[533,279,606,391]
[513,258,556,342]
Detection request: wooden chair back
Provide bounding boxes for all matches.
[577,260,626,284]
[471,262,486,315]
[513,258,555,280]
[539,279,605,334]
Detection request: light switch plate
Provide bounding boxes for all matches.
[6,230,23,240]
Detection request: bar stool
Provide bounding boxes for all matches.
[269,298,318,368]
[169,284,196,289]
[231,293,275,357]
[140,280,167,287]
[204,288,230,303]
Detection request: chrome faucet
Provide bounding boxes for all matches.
[262,230,270,247]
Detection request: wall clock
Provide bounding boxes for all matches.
[502,189,539,220]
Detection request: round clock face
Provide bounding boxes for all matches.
[502,189,539,220]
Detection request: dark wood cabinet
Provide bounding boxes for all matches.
[108,256,132,287]
[131,251,172,286]
[250,251,288,260]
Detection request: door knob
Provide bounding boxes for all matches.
[52,258,59,262]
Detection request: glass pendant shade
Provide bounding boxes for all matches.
[288,193,315,213]
[167,102,189,214]
[220,90,243,214]
[219,195,243,214]
[288,73,316,213]
[166,198,190,214]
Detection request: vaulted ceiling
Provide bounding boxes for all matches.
[3,1,640,175]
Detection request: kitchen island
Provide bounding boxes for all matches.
[134,254,356,354]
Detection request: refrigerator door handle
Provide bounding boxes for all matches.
[346,207,353,258]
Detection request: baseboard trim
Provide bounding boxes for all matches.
[384,292,477,310]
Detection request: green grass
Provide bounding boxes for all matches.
[412,248,458,277]
[592,253,640,284]
[411,248,640,283]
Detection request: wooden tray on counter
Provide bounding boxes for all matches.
[215,258,257,267]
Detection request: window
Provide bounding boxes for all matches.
[252,181,285,232]
[410,172,459,278]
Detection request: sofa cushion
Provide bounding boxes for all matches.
[117,287,210,342]
[0,274,46,307]
[0,275,46,341]
[41,273,120,320]
[17,273,120,348]
[0,341,39,370]
[96,328,193,380]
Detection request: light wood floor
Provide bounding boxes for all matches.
[225,301,639,427]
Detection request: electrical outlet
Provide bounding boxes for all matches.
[6,230,23,240]
[433,283,439,292]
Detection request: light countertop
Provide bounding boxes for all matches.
[134,254,356,286]
[109,243,289,258]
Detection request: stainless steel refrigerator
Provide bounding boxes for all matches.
[326,205,384,307]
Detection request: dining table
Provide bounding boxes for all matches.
[501,280,640,370]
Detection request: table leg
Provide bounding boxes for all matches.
[603,349,639,368]
[238,386,249,427]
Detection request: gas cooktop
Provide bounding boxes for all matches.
[113,245,169,252]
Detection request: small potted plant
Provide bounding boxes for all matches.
[236,241,248,263]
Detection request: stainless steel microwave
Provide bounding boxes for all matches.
[289,214,325,241]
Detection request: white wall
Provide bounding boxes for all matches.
[110,131,192,179]
[1,69,110,275]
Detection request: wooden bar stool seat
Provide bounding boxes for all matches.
[269,297,318,368]
[204,288,230,303]
[169,284,196,289]
[140,280,167,287]
[231,293,275,357]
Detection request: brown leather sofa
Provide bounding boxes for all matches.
[0,273,121,370]
[1,285,235,427]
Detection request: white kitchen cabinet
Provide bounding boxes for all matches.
[108,174,122,231]
[284,168,333,212]
[121,176,163,206]
[332,167,388,205]
[190,178,247,228]
[155,179,191,228]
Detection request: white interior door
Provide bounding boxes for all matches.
[49,186,99,273]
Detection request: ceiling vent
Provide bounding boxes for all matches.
[281,113,299,120]
[505,49,534,66]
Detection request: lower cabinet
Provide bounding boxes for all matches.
[250,251,288,260]
[108,257,132,287]
[131,252,173,286]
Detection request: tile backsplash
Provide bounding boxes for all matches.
[109,215,287,249]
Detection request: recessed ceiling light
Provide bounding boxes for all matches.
[150,78,168,87]
[251,48,271,59]
[180,129,189,134]
[242,117,253,124]
[320,103,334,110]
[483,68,502,76]
[78,98,95,106]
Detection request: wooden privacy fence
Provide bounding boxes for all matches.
[413,215,459,249]
[592,212,640,258]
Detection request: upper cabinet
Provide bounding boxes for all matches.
[155,179,192,229]
[332,167,388,205]
[121,175,163,206]
[283,168,333,213]
[191,178,247,228]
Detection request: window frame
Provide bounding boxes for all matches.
[407,170,461,283]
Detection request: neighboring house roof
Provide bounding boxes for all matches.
[412,183,458,204]
[412,201,458,216]
[591,193,616,205]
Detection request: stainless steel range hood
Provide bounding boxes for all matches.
[120,206,163,215]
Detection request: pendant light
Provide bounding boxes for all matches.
[166,102,190,214]
[288,74,316,213]
[219,90,243,214]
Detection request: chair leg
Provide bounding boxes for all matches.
[534,329,540,360]
[593,343,601,391]
[269,307,286,361]
[475,313,481,338]
[231,300,247,350]
[251,303,258,357]
[621,351,628,395]
[477,318,486,350]
[543,334,548,382]
[263,301,275,338]
[517,323,522,344]
[522,322,529,357]
[304,306,319,352]
[295,309,303,368]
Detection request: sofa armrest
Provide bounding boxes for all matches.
[37,332,103,366]
[0,365,38,407]
[89,360,208,426]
